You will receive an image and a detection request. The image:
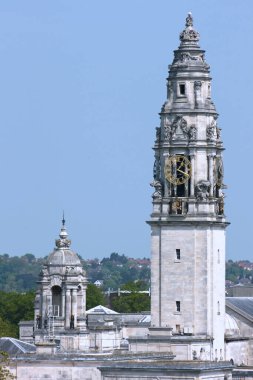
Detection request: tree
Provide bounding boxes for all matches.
[0,317,16,338]
[86,284,106,310]
[111,281,150,313]
[0,291,34,338]
[0,351,15,380]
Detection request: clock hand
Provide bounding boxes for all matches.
[177,169,189,176]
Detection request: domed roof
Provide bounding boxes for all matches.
[46,218,82,268]
[47,248,81,267]
[225,313,240,336]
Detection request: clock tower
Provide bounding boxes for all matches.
[147,13,227,360]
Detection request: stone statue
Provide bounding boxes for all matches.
[206,124,216,140]
[195,180,210,200]
[150,180,162,199]
[194,81,202,108]
[164,120,171,141]
[188,125,197,140]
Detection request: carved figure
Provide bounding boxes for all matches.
[164,120,171,141]
[195,180,210,200]
[150,180,162,199]
[188,125,197,140]
[206,124,216,140]
[194,81,202,108]
[40,266,49,277]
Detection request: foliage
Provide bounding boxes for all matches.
[0,351,15,379]
[111,281,150,313]
[0,317,16,339]
[86,284,106,310]
[0,291,34,338]
[86,253,151,290]
[226,260,253,284]
[0,254,44,292]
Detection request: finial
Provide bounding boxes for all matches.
[185,12,193,27]
[179,12,200,44]
[55,214,72,249]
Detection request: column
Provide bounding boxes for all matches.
[65,289,71,328]
[42,288,47,318]
[72,289,78,327]
[190,154,195,197]
[61,288,65,317]
[208,155,214,196]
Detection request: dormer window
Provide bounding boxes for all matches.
[179,83,186,95]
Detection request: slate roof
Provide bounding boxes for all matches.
[226,297,253,322]
[0,337,36,355]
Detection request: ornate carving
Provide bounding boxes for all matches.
[207,115,219,141]
[172,52,209,70]
[195,180,210,200]
[180,13,200,43]
[55,236,71,248]
[188,125,197,140]
[50,276,62,287]
[40,266,49,278]
[153,157,161,180]
[155,127,161,143]
[164,120,171,141]
[171,198,182,214]
[171,116,188,140]
[150,180,162,199]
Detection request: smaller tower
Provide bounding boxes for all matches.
[34,218,88,350]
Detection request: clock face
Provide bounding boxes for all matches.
[164,155,191,185]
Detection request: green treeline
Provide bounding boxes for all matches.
[0,253,251,339]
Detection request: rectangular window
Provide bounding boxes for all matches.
[179,83,186,95]
[176,301,181,312]
[176,324,181,333]
[176,249,181,260]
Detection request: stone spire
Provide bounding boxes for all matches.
[55,214,71,249]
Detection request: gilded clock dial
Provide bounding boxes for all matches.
[164,155,191,185]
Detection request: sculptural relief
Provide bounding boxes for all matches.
[171,116,188,140]
[150,180,162,199]
[188,125,197,140]
[195,180,211,200]
[164,120,171,141]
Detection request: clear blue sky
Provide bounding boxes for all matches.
[0,1,251,260]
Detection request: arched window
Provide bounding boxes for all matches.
[52,285,62,316]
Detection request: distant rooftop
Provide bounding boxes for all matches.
[0,337,36,355]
